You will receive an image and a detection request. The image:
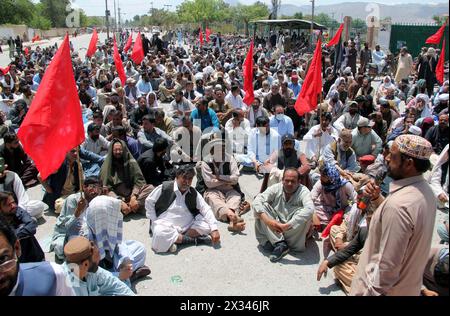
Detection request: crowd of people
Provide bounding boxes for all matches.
[0,27,448,296]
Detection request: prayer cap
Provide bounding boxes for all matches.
[357,117,374,128]
[438,93,449,102]
[64,236,93,263]
[282,134,295,144]
[395,134,433,160]
[408,125,422,136]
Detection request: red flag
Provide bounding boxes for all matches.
[131,32,145,65]
[242,41,255,106]
[24,47,30,56]
[123,33,133,53]
[114,36,127,86]
[425,22,447,45]
[0,66,10,75]
[199,30,204,47]
[294,37,323,116]
[326,23,344,47]
[205,28,211,43]
[17,35,85,181]
[436,38,446,85]
[32,35,41,43]
[321,210,344,238]
[86,28,98,58]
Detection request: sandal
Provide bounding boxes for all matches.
[237,201,251,217]
[228,220,246,232]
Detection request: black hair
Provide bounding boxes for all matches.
[153,137,169,153]
[93,111,103,120]
[84,177,101,186]
[87,124,100,133]
[0,214,17,248]
[142,114,156,123]
[111,126,126,136]
[0,191,14,206]
[155,109,165,118]
[175,164,196,178]
[400,153,431,173]
[256,116,269,127]
[231,85,239,93]
[3,132,18,144]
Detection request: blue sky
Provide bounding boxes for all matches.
[70,0,448,20]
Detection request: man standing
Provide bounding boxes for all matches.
[350,134,436,296]
[145,165,220,253]
[395,47,414,84]
[253,168,314,262]
[425,114,449,155]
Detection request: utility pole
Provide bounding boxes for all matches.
[164,4,172,11]
[113,0,117,33]
[150,1,154,16]
[118,7,121,30]
[105,0,110,40]
[310,0,315,49]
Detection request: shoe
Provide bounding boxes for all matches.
[262,241,274,252]
[269,241,289,262]
[130,265,151,283]
[196,235,212,245]
[168,244,177,253]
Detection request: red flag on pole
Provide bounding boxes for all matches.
[131,32,145,65]
[294,37,323,116]
[205,28,212,43]
[114,36,127,86]
[242,41,255,106]
[123,33,133,53]
[86,28,98,58]
[436,38,446,85]
[326,23,344,47]
[0,66,10,76]
[17,35,85,181]
[425,22,447,45]
[199,30,204,47]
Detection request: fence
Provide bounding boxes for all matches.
[389,23,449,60]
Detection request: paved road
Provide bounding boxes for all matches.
[9,34,445,295]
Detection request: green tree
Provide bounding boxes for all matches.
[40,0,71,28]
[281,12,303,20]
[177,0,230,28]
[0,0,35,25]
[433,15,448,25]
[233,2,269,36]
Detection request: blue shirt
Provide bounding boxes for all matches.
[137,79,153,95]
[190,108,220,132]
[288,82,302,97]
[269,115,294,137]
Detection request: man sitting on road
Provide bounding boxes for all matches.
[253,168,314,262]
[145,164,220,253]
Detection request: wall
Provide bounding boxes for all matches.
[389,24,449,59]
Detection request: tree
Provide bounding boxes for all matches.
[280,12,303,20]
[352,18,367,33]
[0,0,35,25]
[40,0,71,28]
[177,0,231,28]
[233,2,269,36]
[433,15,448,25]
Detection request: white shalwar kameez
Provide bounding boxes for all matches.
[145,181,218,253]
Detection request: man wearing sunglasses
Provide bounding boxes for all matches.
[0,216,74,296]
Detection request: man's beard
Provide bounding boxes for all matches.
[88,260,99,274]
[0,261,19,296]
[387,165,403,180]
[91,135,99,141]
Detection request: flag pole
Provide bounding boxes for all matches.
[76,146,84,198]
[317,92,323,161]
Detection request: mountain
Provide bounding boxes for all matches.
[276,2,449,23]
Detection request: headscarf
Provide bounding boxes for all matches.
[420,117,435,137]
[417,79,426,89]
[321,162,348,193]
[99,139,146,190]
[146,91,159,108]
[86,195,123,260]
